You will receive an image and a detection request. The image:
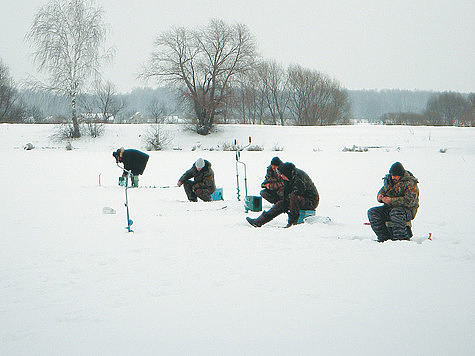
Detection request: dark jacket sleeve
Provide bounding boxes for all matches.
[377,176,390,201]
[179,166,196,184]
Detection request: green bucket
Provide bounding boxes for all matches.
[245,195,262,212]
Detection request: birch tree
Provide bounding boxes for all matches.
[26,0,111,137]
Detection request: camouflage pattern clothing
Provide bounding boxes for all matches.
[260,165,285,204]
[179,160,216,202]
[377,171,419,217]
[368,170,419,241]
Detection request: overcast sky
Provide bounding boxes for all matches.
[1,0,473,93]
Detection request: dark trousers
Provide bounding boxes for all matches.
[183,180,211,202]
[267,194,317,224]
[260,189,283,204]
[367,205,414,241]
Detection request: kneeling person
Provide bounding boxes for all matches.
[177,158,216,202]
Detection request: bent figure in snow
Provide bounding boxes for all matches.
[247,162,319,228]
[112,148,149,186]
[177,158,216,202]
[367,162,419,242]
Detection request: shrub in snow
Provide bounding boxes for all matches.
[84,121,105,138]
[50,123,81,142]
[142,124,173,151]
[247,144,264,151]
[221,141,242,151]
[272,143,284,151]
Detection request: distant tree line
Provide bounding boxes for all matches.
[376,92,474,127]
[2,74,474,128]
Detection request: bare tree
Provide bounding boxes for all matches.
[424,92,470,126]
[232,70,267,124]
[147,99,171,123]
[287,65,350,126]
[465,93,475,127]
[26,0,112,137]
[142,19,257,135]
[326,83,352,124]
[0,58,19,122]
[260,60,291,125]
[92,80,126,122]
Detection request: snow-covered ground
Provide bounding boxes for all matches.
[1,123,474,355]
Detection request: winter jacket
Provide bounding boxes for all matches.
[378,171,419,217]
[121,149,149,175]
[283,164,319,208]
[179,160,216,193]
[261,165,285,192]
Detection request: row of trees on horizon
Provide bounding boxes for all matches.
[1,0,474,133]
[2,84,474,126]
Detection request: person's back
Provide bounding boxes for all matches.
[121,149,149,176]
[285,167,319,208]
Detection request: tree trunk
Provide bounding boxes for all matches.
[71,94,81,138]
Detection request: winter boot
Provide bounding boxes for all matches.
[284,220,297,228]
[246,211,271,227]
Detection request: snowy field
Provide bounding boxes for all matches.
[1,123,474,355]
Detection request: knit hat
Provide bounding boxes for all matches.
[195,157,205,169]
[112,150,119,161]
[112,148,122,163]
[389,162,406,176]
[271,156,283,166]
[277,162,295,178]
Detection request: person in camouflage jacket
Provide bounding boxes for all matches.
[367,162,419,242]
[247,162,319,228]
[260,157,285,204]
[177,158,216,202]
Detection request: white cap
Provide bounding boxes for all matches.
[195,158,205,169]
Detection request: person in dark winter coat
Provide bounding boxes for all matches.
[260,156,285,204]
[367,162,419,242]
[113,147,149,177]
[247,162,319,228]
[177,158,216,202]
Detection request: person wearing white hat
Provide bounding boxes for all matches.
[177,158,216,201]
